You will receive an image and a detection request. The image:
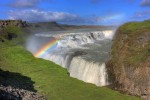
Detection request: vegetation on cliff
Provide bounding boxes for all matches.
[0,25,23,42]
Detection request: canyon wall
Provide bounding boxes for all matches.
[107,20,150,99]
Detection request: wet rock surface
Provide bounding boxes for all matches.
[72,51,87,57]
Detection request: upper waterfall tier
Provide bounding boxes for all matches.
[34,30,114,49]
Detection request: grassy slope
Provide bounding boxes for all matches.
[0,39,140,100]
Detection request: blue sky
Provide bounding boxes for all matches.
[0,0,149,25]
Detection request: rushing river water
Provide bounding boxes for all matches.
[26,29,115,86]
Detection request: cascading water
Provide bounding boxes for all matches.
[26,30,114,86]
[69,57,108,86]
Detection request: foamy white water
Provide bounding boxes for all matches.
[26,30,114,86]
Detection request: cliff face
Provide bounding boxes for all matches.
[107,20,150,99]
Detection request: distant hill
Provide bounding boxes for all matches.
[25,21,115,33]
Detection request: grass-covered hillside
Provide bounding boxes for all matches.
[0,23,140,100]
[108,20,150,98]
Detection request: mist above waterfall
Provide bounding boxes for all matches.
[26,29,115,86]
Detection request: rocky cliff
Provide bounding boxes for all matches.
[107,20,150,99]
[0,20,27,29]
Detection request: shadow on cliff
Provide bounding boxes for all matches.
[0,69,36,92]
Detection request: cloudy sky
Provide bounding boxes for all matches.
[0,0,149,25]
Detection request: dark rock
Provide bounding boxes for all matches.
[90,32,95,39]
[72,51,87,57]
[0,85,45,100]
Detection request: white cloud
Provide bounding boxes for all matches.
[132,11,150,19]
[95,13,125,25]
[8,9,101,24]
[8,9,79,22]
[9,0,39,8]
[7,9,125,25]
[141,0,150,6]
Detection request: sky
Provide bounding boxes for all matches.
[0,0,149,25]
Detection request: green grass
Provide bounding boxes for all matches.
[0,40,140,100]
[119,20,150,36]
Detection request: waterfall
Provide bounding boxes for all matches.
[69,57,109,86]
[26,30,114,86]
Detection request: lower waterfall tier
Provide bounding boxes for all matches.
[69,57,109,86]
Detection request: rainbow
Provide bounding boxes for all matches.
[34,37,60,57]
